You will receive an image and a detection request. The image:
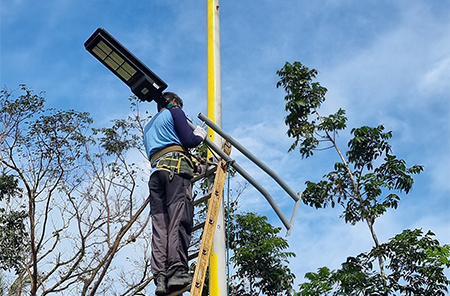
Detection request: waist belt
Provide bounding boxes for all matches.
[151,145,187,164]
[154,150,195,180]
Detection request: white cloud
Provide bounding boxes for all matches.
[321,1,449,121]
[419,56,450,96]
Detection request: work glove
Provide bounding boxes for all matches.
[193,126,207,141]
[198,160,218,177]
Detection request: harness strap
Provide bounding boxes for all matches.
[151,145,187,164]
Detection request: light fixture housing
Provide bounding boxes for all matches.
[84,28,168,105]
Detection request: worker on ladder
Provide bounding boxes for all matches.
[144,92,207,295]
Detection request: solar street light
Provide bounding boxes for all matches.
[84,27,168,105]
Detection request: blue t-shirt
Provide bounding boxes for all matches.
[144,108,202,163]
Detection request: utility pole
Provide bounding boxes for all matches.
[206,1,226,296]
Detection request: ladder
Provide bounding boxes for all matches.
[167,141,232,296]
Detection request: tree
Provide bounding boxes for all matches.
[275,62,450,295]
[0,173,27,274]
[296,229,450,296]
[229,212,296,296]
[0,85,158,295]
[1,86,35,276]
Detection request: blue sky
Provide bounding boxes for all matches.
[1,0,449,293]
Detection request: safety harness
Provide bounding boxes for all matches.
[151,145,198,180]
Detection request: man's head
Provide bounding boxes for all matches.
[158,92,183,111]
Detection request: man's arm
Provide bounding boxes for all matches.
[170,108,203,148]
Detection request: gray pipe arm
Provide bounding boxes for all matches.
[188,116,301,235]
[198,113,300,203]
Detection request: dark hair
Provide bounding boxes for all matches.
[157,92,183,111]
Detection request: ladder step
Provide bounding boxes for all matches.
[193,193,211,206]
[192,221,205,233]
[188,251,199,261]
[191,164,217,183]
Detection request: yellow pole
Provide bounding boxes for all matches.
[207,0,222,133]
[207,1,226,296]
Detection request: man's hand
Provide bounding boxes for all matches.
[198,160,218,177]
[193,126,207,140]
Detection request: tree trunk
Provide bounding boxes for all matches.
[315,108,387,281]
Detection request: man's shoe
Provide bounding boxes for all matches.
[167,269,192,291]
[154,274,167,296]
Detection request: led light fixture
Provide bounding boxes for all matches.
[84,28,168,105]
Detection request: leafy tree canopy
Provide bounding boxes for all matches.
[229,212,296,296]
[296,229,450,295]
[276,61,448,295]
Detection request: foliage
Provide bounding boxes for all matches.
[276,61,344,157]
[375,229,450,295]
[0,205,27,274]
[302,125,423,225]
[296,229,450,295]
[229,212,296,296]
[0,174,22,201]
[0,86,159,295]
[276,63,423,224]
[276,61,448,295]
[0,144,27,274]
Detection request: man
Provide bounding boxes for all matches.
[144,92,207,295]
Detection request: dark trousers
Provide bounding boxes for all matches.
[149,170,194,278]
